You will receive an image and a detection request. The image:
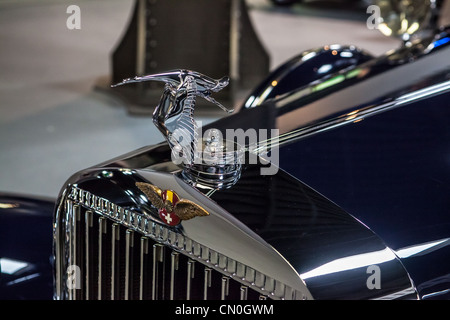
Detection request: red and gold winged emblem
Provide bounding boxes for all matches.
[136,182,209,226]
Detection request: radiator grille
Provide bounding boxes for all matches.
[57,186,300,300]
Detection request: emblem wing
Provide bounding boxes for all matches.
[174,199,209,221]
[136,182,165,210]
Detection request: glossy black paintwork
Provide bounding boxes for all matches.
[0,193,54,299]
[242,45,373,108]
[201,26,450,297]
[277,91,450,299]
[208,82,450,298]
[209,164,414,299]
[269,26,450,119]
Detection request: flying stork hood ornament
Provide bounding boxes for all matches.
[112,69,244,190]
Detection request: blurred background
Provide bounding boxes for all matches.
[0,0,442,198]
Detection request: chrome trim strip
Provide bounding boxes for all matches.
[422,288,450,300]
[64,199,73,300]
[396,238,450,259]
[267,79,450,151]
[53,197,62,300]
[372,286,418,300]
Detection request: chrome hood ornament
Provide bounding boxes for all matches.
[113,69,244,190]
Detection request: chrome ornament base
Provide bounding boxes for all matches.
[181,136,244,190]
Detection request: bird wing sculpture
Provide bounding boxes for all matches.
[172,198,209,221]
[112,70,232,167]
[136,182,209,225]
[135,182,165,210]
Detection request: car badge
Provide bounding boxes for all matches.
[113,69,244,190]
[136,182,209,226]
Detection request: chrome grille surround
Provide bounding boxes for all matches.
[54,185,310,300]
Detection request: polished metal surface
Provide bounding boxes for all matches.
[170,251,179,300]
[181,137,245,190]
[84,210,93,300]
[97,216,106,299]
[54,170,313,300]
[124,229,134,300]
[112,70,243,189]
[111,223,120,300]
[112,69,232,142]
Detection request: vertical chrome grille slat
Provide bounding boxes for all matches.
[73,204,82,300]
[97,217,106,300]
[125,229,134,300]
[152,243,164,300]
[67,201,75,300]
[240,285,248,300]
[139,237,149,300]
[221,276,229,300]
[85,210,93,300]
[111,223,120,300]
[170,251,179,300]
[186,259,195,300]
[204,267,212,300]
